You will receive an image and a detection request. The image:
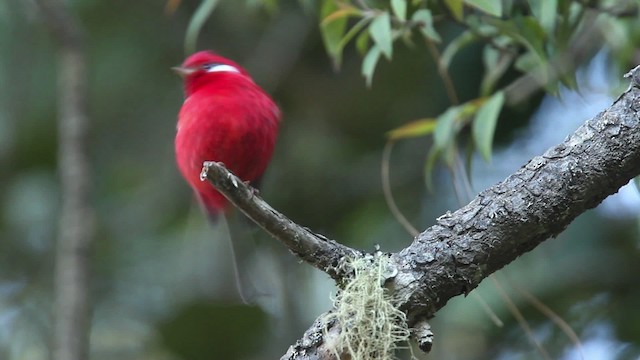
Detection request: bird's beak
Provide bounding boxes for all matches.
[172,66,197,78]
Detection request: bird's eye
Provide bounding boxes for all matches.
[202,63,240,74]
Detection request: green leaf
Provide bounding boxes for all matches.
[487,17,548,82]
[320,5,360,25]
[387,118,437,140]
[434,107,458,150]
[520,16,546,51]
[440,30,476,69]
[391,0,407,21]
[185,0,221,55]
[541,0,558,29]
[319,1,354,68]
[444,0,464,21]
[411,9,441,42]
[338,17,371,52]
[559,69,578,91]
[480,47,515,96]
[362,45,382,87]
[529,0,557,34]
[472,91,504,162]
[519,16,550,83]
[464,0,502,17]
[514,51,538,72]
[355,29,370,55]
[459,97,484,118]
[369,12,393,59]
[424,145,441,192]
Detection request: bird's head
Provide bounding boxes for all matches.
[173,51,251,96]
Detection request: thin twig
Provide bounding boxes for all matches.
[507,277,586,360]
[381,140,420,237]
[425,38,459,105]
[490,276,551,360]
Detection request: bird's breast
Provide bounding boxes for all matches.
[175,86,279,190]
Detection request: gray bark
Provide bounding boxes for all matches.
[202,73,640,359]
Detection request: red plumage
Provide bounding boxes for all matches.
[174,51,280,217]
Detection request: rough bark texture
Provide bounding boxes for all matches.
[392,82,640,322]
[203,74,640,359]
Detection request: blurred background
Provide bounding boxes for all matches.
[1,0,640,359]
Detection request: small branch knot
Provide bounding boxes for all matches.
[623,65,640,88]
[412,319,434,353]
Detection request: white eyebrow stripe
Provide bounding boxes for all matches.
[206,64,240,73]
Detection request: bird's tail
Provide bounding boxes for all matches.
[195,191,266,304]
[219,210,266,305]
[196,192,224,223]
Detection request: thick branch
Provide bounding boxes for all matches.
[392,81,640,321]
[282,79,640,358]
[201,162,361,280]
[204,73,640,358]
[36,1,95,360]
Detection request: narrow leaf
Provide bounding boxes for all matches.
[411,9,441,42]
[488,17,548,82]
[369,12,393,59]
[529,0,557,34]
[185,0,220,54]
[472,91,505,162]
[514,51,537,72]
[362,45,382,87]
[464,0,502,17]
[480,48,515,96]
[424,146,441,192]
[444,0,464,21]
[356,30,370,55]
[559,69,579,91]
[320,0,349,68]
[338,17,371,51]
[434,107,458,151]
[460,97,485,118]
[391,0,407,21]
[320,6,360,26]
[387,118,437,140]
[440,30,476,68]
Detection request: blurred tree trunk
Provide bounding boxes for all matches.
[35,1,95,360]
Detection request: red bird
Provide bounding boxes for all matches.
[174,51,280,219]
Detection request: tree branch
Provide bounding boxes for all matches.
[201,162,361,281]
[35,1,95,360]
[392,78,640,323]
[203,71,640,359]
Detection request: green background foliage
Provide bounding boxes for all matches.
[1,0,640,359]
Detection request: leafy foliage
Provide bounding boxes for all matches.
[4,0,640,359]
[318,0,635,180]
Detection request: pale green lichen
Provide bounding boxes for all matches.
[322,254,413,360]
